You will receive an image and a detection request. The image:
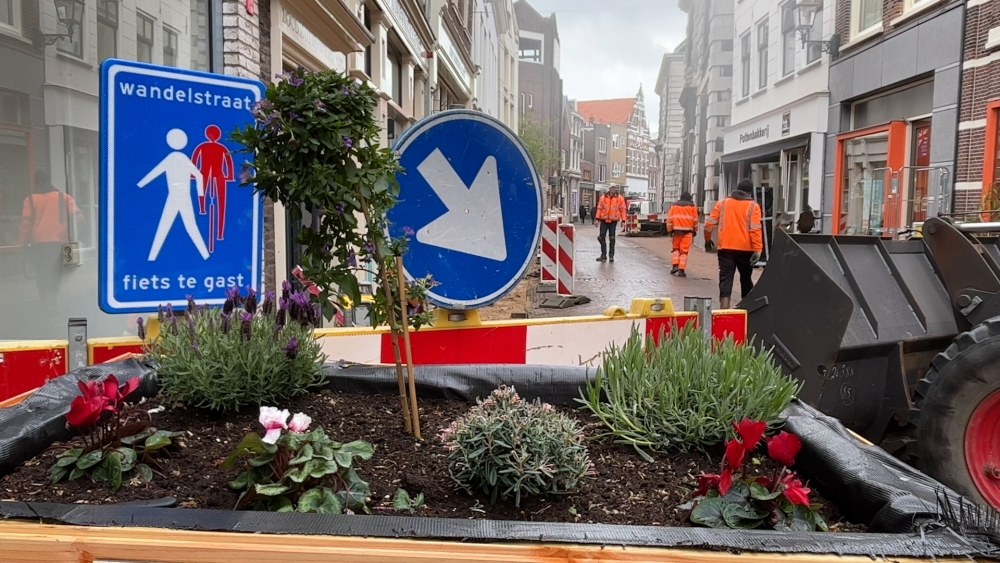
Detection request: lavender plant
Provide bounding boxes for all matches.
[440,386,594,507]
[147,285,325,413]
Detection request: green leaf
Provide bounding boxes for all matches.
[339,440,375,461]
[690,497,727,528]
[392,488,412,511]
[106,451,123,491]
[143,431,173,451]
[254,483,291,497]
[267,496,295,513]
[48,465,68,484]
[289,444,314,465]
[334,449,353,468]
[69,466,87,481]
[229,471,250,490]
[721,502,767,529]
[307,459,338,479]
[335,467,372,513]
[223,434,266,469]
[136,463,154,483]
[55,453,82,468]
[121,428,153,446]
[75,449,105,470]
[116,447,137,472]
[298,487,343,514]
[721,480,751,503]
[749,481,782,501]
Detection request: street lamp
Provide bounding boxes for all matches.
[795,0,840,57]
[34,0,85,47]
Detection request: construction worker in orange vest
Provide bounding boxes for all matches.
[593,185,627,262]
[666,192,698,277]
[704,179,763,310]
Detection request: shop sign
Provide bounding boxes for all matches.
[281,8,346,72]
[383,0,427,56]
[782,112,791,137]
[438,23,472,91]
[739,125,770,145]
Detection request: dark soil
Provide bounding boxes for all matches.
[1,391,863,531]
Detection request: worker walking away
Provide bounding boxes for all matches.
[20,171,86,303]
[593,185,627,262]
[666,192,698,277]
[704,179,763,309]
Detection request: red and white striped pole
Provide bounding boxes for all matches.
[557,224,575,296]
[541,218,558,283]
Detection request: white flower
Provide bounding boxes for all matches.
[288,412,312,433]
[259,406,290,444]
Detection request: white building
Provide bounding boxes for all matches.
[655,45,687,206]
[723,0,833,243]
[494,0,519,131]
[472,0,499,118]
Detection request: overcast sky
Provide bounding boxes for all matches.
[525,0,689,137]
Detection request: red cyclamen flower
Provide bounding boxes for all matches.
[780,473,812,506]
[719,469,734,496]
[695,473,721,497]
[733,418,767,450]
[766,431,802,467]
[724,438,745,470]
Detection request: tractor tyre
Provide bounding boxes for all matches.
[915,317,1000,510]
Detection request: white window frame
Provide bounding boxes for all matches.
[757,18,769,90]
[599,164,607,182]
[740,32,751,98]
[599,137,607,154]
[851,0,884,39]
[781,1,796,77]
[0,0,22,36]
[612,133,622,149]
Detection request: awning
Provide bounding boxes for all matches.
[721,134,810,164]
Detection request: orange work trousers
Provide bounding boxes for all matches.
[672,231,693,270]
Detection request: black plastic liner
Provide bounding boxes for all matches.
[1,361,998,558]
[0,500,992,557]
[0,358,158,477]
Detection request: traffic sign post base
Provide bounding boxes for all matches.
[430,308,483,328]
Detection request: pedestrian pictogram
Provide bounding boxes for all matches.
[99,59,264,314]
[386,110,542,310]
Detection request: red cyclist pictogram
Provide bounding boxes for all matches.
[191,124,234,241]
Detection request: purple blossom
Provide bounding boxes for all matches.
[341,86,351,96]
[278,297,288,311]
[348,250,358,268]
[239,164,253,184]
[262,111,280,127]
[191,341,202,357]
[284,336,299,360]
[282,280,292,293]
[289,112,299,120]
[186,294,196,313]
[244,287,258,315]
[288,75,304,87]
[364,240,376,254]
[290,291,311,309]
[187,314,196,336]
[157,305,165,323]
[221,313,231,335]
[240,311,253,341]
[276,307,286,329]
[343,137,353,148]
[262,291,275,316]
[226,286,241,301]
[313,99,326,112]
[276,71,292,80]
[334,202,345,215]
[403,226,415,236]
[136,317,146,340]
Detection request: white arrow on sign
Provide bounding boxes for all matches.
[416,149,507,262]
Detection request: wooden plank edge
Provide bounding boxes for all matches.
[0,521,977,563]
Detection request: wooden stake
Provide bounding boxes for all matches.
[379,272,412,433]
[396,256,421,440]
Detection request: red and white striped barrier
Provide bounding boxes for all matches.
[624,214,639,232]
[541,218,559,283]
[557,224,575,296]
[0,304,749,403]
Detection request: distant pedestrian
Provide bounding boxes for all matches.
[703,179,763,309]
[797,205,816,233]
[666,192,698,277]
[579,204,586,224]
[594,186,627,262]
[20,171,86,302]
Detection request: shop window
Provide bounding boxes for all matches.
[162,26,178,67]
[97,0,117,62]
[0,0,20,33]
[519,36,541,63]
[853,0,883,38]
[136,13,154,63]
[757,19,769,89]
[781,2,796,76]
[740,32,751,97]
[838,130,891,235]
[57,2,84,58]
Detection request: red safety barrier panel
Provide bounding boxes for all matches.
[381,325,528,365]
[645,315,698,345]
[0,347,67,403]
[712,311,748,344]
[91,343,145,365]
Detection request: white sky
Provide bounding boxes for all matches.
[527,0,689,137]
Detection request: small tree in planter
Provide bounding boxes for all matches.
[231,68,431,436]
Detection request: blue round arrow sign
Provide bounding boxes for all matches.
[387,110,543,310]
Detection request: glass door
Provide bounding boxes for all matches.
[903,121,931,228]
[840,132,889,235]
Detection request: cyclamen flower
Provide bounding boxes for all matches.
[259,406,290,444]
[288,412,311,433]
[284,336,298,360]
[766,431,802,467]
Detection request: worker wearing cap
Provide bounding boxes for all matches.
[704,179,763,309]
[593,185,627,262]
[666,192,698,277]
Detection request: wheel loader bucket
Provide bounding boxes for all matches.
[741,229,958,440]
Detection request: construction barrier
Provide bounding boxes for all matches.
[557,223,575,296]
[623,213,639,232]
[0,301,748,403]
[540,218,558,283]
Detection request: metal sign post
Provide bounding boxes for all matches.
[386,110,543,311]
[98,59,265,313]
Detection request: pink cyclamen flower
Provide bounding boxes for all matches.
[288,412,312,433]
[259,406,290,444]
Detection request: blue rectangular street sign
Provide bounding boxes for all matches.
[99,59,265,314]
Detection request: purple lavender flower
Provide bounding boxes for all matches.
[313,98,326,112]
[136,317,146,340]
[239,164,253,184]
[226,286,241,301]
[186,294,196,313]
[403,226,415,236]
[343,137,353,148]
[221,313,231,335]
[276,307,287,329]
[244,288,258,315]
[290,291,310,309]
[284,336,299,360]
[157,305,164,323]
[191,341,202,357]
[222,297,235,316]
[262,290,275,316]
[334,202,345,215]
[279,297,288,311]
[170,314,178,335]
[282,280,292,295]
[187,314,196,336]
[240,311,253,341]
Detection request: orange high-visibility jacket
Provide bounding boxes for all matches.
[666,201,699,232]
[20,191,83,244]
[704,191,763,253]
[595,193,627,223]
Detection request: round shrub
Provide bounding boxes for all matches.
[440,385,593,507]
[149,285,326,413]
